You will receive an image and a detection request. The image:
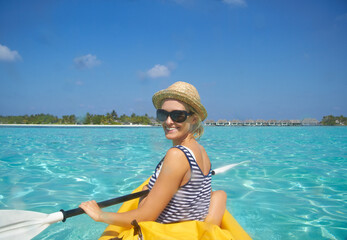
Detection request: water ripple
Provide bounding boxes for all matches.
[0,126,346,239]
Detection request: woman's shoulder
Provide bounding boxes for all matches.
[159,147,190,177]
[163,146,191,166]
[165,146,187,160]
[178,143,207,156]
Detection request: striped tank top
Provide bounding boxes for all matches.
[147,145,212,224]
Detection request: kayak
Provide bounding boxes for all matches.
[99,178,252,240]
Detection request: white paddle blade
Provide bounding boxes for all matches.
[0,210,64,240]
[213,161,250,175]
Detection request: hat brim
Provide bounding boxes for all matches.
[152,89,207,121]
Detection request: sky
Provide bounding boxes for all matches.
[0,0,346,121]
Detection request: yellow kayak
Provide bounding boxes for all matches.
[99,178,252,240]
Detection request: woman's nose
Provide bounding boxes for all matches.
[165,115,174,124]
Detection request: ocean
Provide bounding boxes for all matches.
[0,126,346,239]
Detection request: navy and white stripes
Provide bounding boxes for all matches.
[147,145,212,224]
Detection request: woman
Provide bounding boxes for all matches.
[79,81,226,228]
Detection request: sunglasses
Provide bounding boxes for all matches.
[156,109,193,123]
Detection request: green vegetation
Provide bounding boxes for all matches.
[0,110,154,125]
[0,114,60,124]
[321,115,347,126]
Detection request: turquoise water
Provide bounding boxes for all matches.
[0,126,346,240]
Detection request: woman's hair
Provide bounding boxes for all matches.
[185,104,204,140]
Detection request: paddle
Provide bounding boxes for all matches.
[212,161,250,175]
[0,190,150,240]
[0,161,249,240]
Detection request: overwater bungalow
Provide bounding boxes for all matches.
[302,118,319,126]
[290,120,301,126]
[244,119,256,126]
[230,119,243,126]
[204,118,320,127]
[216,119,229,126]
[267,120,277,126]
[280,120,290,126]
[205,120,216,126]
[256,119,266,126]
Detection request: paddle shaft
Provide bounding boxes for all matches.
[0,162,248,240]
[60,162,247,221]
[60,189,150,222]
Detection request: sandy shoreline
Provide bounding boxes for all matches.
[0,124,157,128]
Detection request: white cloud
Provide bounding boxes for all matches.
[222,0,247,7]
[0,44,22,62]
[74,54,101,69]
[147,64,171,78]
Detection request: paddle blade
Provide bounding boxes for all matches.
[213,161,250,175]
[0,210,63,240]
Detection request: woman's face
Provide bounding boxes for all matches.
[160,99,195,144]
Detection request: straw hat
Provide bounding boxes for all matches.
[152,81,207,121]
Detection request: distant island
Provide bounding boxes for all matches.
[0,110,155,126]
[0,112,346,126]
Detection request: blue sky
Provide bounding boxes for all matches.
[0,0,346,121]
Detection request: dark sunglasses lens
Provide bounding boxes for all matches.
[157,109,168,121]
[157,109,189,123]
[171,111,187,123]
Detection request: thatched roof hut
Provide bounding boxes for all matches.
[302,118,319,126]
[256,119,266,126]
[216,119,229,126]
[205,120,216,126]
[230,119,243,126]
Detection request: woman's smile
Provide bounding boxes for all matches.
[160,99,194,145]
[165,126,178,133]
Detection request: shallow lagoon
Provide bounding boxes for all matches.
[0,126,346,239]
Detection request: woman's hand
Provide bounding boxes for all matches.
[79,200,104,222]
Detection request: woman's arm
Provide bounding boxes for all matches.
[79,148,189,227]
